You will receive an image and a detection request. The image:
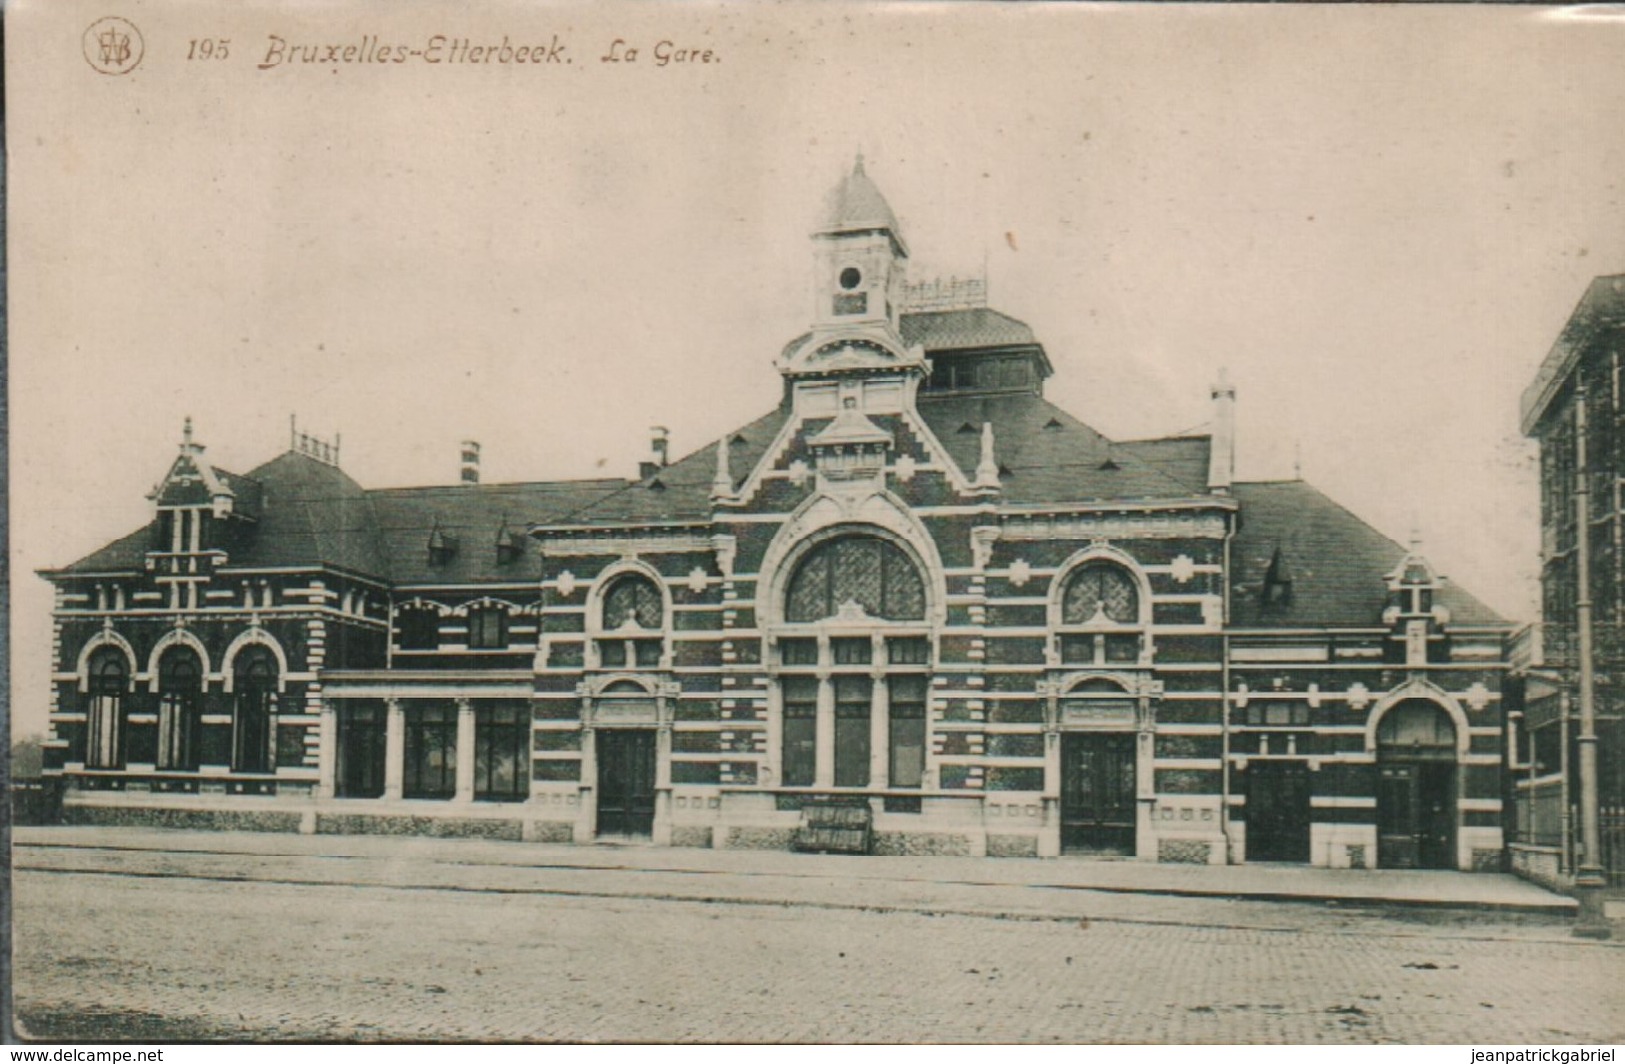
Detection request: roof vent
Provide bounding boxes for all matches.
[647,478,667,492]
[957,422,978,435]
[1044,418,1063,431]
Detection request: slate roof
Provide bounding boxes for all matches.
[902,308,1039,353]
[1229,479,1505,628]
[815,157,906,251]
[1521,274,1625,435]
[56,526,154,575]
[54,451,627,584]
[917,393,1207,505]
[372,478,627,584]
[549,409,792,527]
[226,452,389,578]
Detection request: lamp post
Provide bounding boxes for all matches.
[1572,385,1610,939]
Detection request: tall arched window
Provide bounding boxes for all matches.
[598,574,665,668]
[233,646,278,773]
[156,648,202,771]
[785,534,926,623]
[86,648,128,769]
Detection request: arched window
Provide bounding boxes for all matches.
[233,646,278,773]
[1377,700,1456,754]
[86,648,128,769]
[785,534,926,623]
[1061,563,1140,625]
[156,648,202,771]
[602,575,663,630]
[597,575,665,669]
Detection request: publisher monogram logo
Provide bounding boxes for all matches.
[83,17,144,75]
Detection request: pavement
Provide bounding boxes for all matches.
[11,824,1579,916]
[9,827,1622,1043]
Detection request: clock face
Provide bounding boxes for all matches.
[839,266,863,290]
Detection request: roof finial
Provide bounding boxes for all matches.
[1409,514,1423,555]
[182,416,194,448]
[1293,439,1302,480]
[711,436,733,502]
[975,421,1001,491]
[853,150,865,176]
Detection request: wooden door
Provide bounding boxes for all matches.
[1378,760,1456,870]
[1060,732,1137,855]
[1245,760,1311,863]
[596,729,657,837]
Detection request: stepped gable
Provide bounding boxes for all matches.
[371,478,628,584]
[915,393,1204,504]
[554,408,791,526]
[1230,479,1503,627]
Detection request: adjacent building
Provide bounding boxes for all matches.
[1513,274,1625,889]
[40,162,1515,868]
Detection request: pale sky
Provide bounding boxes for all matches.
[9,1,1625,739]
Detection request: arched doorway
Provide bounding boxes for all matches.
[1375,699,1458,869]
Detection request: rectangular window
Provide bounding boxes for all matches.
[834,676,872,787]
[337,702,386,798]
[633,639,662,668]
[887,637,930,665]
[598,640,628,668]
[468,608,509,649]
[888,675,927,789]
[398,609,441,651]
[780,638,818,666]
[832,637,872,665]
[782,677,817,787]
[1104,634,1141,663]
[475,702,529,801]
[403,701,457,799]
[1060,634,1095,665]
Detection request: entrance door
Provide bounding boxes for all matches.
[1245,760,1311,863]
[1377,762,1457,869]
[1060,732,1137,855]
[596,729,657,838]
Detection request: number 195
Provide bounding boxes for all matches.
[186,38,230,60]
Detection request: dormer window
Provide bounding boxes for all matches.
[428,527,459,566]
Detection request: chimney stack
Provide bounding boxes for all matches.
[640,426,671,480]
[460,440,481,485]
[1208,369,1235,495]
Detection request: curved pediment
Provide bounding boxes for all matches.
[779,331,926,379]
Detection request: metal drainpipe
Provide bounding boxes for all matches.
[1572,385,1610,938]
[1219,521,1236,864]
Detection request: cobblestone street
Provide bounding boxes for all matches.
[11,833,1624,1043]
